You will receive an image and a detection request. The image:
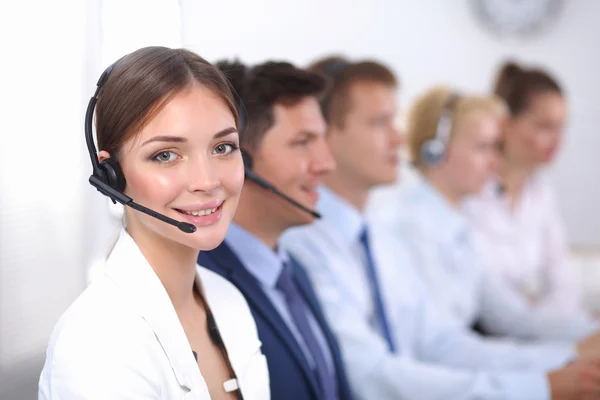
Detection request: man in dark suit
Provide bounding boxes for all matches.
[198,60,352,400]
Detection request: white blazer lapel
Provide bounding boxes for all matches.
[197,267,270,400]
[103,229,209,397]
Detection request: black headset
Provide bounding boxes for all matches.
[85,57,196,234]
[420,92,461,167]
[241,151,321,219]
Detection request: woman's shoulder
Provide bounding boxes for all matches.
[40,276,164,398]
[47,275,155,354]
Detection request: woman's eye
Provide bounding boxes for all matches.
[213,143,234,155]
[152,151,178,163]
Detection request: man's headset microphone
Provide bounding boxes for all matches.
[238,108,322,220]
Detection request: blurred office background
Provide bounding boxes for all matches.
[1,0,599,398]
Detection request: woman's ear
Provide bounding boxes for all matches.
[98,150,111,163]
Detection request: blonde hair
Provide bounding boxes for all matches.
[407,85,507,168]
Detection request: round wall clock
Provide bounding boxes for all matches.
[470,0,565,39]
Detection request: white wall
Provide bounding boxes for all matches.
[181,0,600,246]
[0,1,182,398]
[1,1,91,397]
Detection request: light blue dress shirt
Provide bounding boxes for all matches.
[373,178,598,341]
[225,223,335,376]
[281,186,578,400]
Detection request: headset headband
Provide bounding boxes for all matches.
[85,56,126,176]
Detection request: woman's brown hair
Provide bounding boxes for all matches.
[494,61,562,117]
[96,46,238,160]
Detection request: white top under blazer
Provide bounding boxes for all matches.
[38,228,270,400]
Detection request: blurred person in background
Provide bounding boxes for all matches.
[464,61,593,323]
[282,56,600,400]
[371,85,598,341]
[38,47,269,400]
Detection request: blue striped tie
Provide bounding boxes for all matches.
[359,227,397,353]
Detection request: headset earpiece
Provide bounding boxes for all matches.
[420,92,461,167]
[98,158,126,193]
[420,139,446,166]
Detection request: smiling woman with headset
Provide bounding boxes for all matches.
[38,46,270,399]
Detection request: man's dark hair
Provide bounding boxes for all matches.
[216,59,327,150]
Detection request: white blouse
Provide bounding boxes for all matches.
[38,229,270,400]
[464,174,585,316]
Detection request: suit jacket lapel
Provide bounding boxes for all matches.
[203,243,321,397]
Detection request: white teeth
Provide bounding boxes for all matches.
[181,207,217,216]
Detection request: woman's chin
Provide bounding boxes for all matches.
[184,224,230,252]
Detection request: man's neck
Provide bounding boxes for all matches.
[323,171,370,213]
[233,191,285,250]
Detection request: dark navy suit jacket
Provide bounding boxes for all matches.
[198,241,353,400]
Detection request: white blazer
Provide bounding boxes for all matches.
[38,229,270,400]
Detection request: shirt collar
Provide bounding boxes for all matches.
[410,179,469,245]
[475,174,540,203]
[476,177,506,201]
[317,185,365,244]
[225,222,288,289]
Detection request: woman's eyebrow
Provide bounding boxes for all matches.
[141,127,238,146]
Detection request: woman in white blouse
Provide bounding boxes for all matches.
[464,61,591,321]
[38,47,270,399]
